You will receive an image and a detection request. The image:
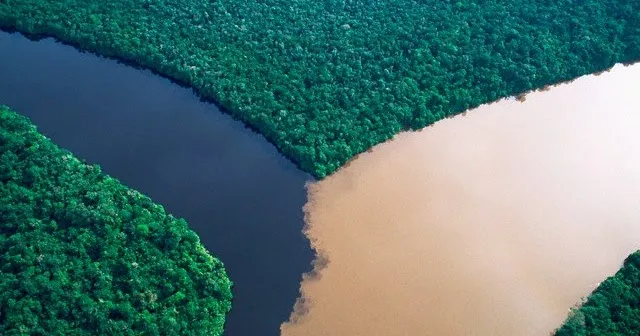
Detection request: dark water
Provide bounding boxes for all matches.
[0,31,313,336]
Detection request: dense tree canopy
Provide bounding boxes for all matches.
[0,106,232,335]
[1,0,638,177]
[555,251,640,336]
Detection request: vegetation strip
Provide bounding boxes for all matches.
[2,0,639,177]
[0,106,232,335]
[556,251,640,336]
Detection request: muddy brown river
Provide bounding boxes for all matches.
[282,63,640,336]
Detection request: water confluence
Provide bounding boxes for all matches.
[283,63,640,335]
[0,31,313,336]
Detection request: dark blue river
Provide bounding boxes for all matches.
[0,31,312,336]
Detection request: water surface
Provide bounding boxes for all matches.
[283,63,640,335]
[0,31,313,336]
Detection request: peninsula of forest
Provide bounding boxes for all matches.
[2,0,640,335]
[2,0,638,177]
[0,106,232,335]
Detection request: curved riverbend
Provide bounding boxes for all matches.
[283,63,640,335]
[4,0,639,178]
[0,31,313,336]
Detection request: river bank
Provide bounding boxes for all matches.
[0,31,313,336]
[283,63,640,335]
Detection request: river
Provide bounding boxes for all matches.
[282,63,640,335]
[0,31,313,336]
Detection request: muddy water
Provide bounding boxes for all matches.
[282,63,640,336]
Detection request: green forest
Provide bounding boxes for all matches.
[555,251,640,335]
[1,0,638,177]
[0,106,232,335]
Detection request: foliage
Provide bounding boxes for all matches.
[555,251,640,336]
[0,106,232,335]
[1,1,638,178]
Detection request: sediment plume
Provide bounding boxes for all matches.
[282,63,640,336]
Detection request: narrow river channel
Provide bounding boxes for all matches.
[0,31,313,336]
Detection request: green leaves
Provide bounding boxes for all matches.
[2,0,638,177]
[0,107,232,335]
[555,251,640,335]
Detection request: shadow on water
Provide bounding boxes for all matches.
[0,31,314,336]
